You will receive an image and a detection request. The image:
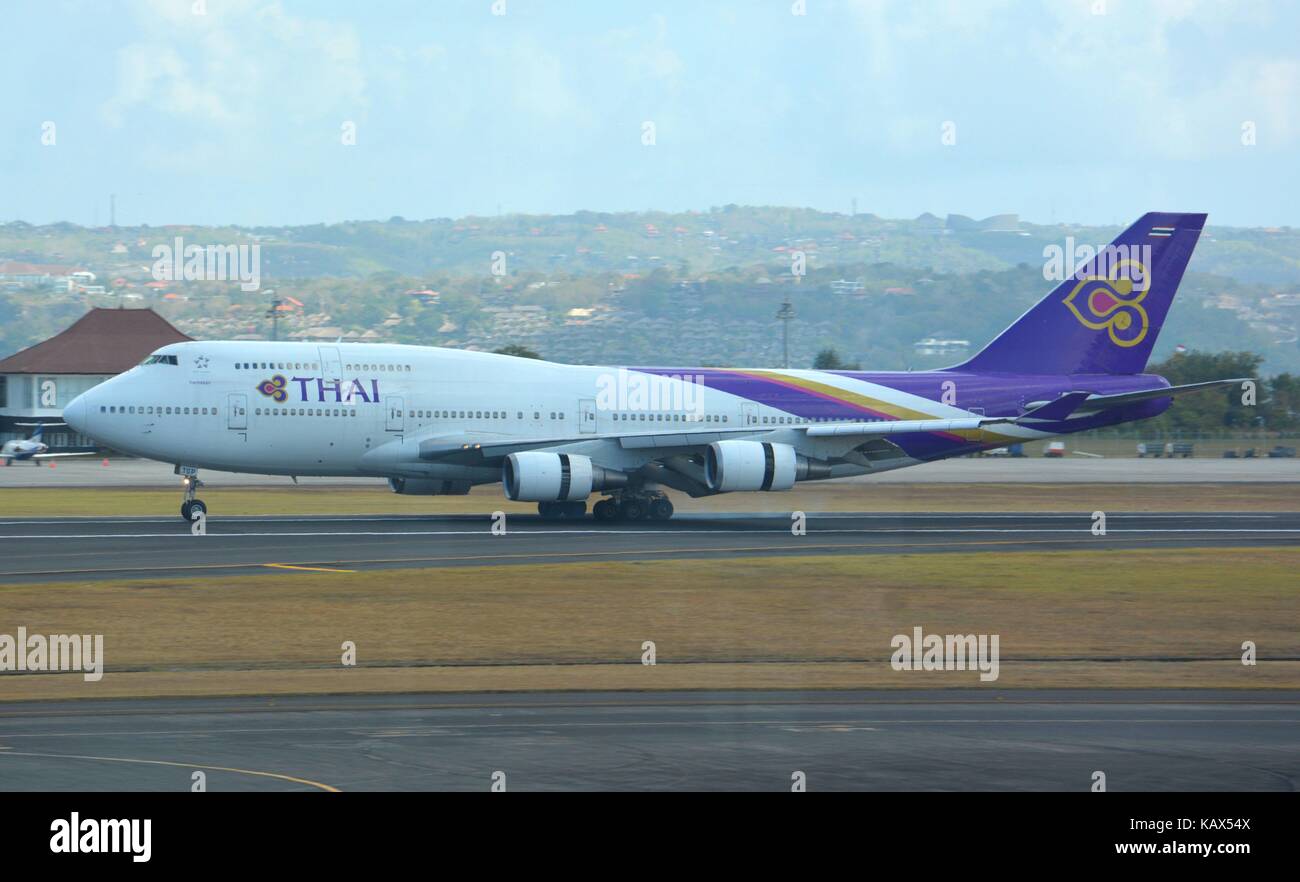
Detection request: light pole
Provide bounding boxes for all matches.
[265,290,280,341]
[776,296,795,369]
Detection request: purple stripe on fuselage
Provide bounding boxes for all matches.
[722,369,898,420]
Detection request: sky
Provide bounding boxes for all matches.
[2,0,1298,228]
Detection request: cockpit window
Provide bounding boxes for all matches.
[141,355,179,365]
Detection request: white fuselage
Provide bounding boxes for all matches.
[1,439,47,460]
[63,340,1043,488]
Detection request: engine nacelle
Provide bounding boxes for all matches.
[502,452,627,502]
[705,440,798,492]
[388,477,471,495]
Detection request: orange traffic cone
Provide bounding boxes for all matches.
[102,458,110,466]
[48,461,56,468]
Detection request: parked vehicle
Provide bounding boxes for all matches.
[1267,445,1297,458]
[1044,441,1066,458]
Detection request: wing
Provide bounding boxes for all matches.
[415,415,1013,464]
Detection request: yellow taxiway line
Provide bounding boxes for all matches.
[0,749,339,791]
[0,535,1288,580]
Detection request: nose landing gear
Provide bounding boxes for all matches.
[180,475,207,522]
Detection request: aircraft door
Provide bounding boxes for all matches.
[741,402,757,426]
[579,399,597,434]
[227,393,248,430]
[318,346,343,384]
[385,396,405,433]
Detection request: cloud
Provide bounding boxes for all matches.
[100,0,367,147]
[834,0,1300,160]
[1028,0,1299,158]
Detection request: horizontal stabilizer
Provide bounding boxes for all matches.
[1015,378,1249,423]
[1017,392,1094,423]
[1074,378,1250,412]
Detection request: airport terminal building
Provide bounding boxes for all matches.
[0,307,191,450]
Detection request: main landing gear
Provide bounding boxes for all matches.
[537,500,587,520]
[180,475,207,521]
[536,492,675,522]
[592,491,673,522]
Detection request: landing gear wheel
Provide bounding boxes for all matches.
[619,498,647,521]
[649,497,674,521]
[593,499,618,522]
[540,500,587,520]
[179,473,206,521]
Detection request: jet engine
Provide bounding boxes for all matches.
[503,452,627,502]
[388,477,472,495]
[705,440,831,492]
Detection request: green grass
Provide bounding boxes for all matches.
[1,547,1295,700]
[1,482,1297,517]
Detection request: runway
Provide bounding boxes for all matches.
[3,456,1299,486]
[0,690,1295,791]
[0,511,1297,583]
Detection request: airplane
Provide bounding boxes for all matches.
[61,212,1246,522]
[1,423,98,466]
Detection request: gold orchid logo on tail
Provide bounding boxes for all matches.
[1062,258,1150,348]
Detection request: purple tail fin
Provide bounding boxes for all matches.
[957,212,1206,375]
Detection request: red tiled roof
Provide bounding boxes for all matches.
[0,308,192,374]
[0,261,85,276]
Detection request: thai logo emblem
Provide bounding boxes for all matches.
[1062,258,1150,348]
[194,355,210,369]
[256,374,288,402]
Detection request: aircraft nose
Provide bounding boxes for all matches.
[63,392,90,435]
